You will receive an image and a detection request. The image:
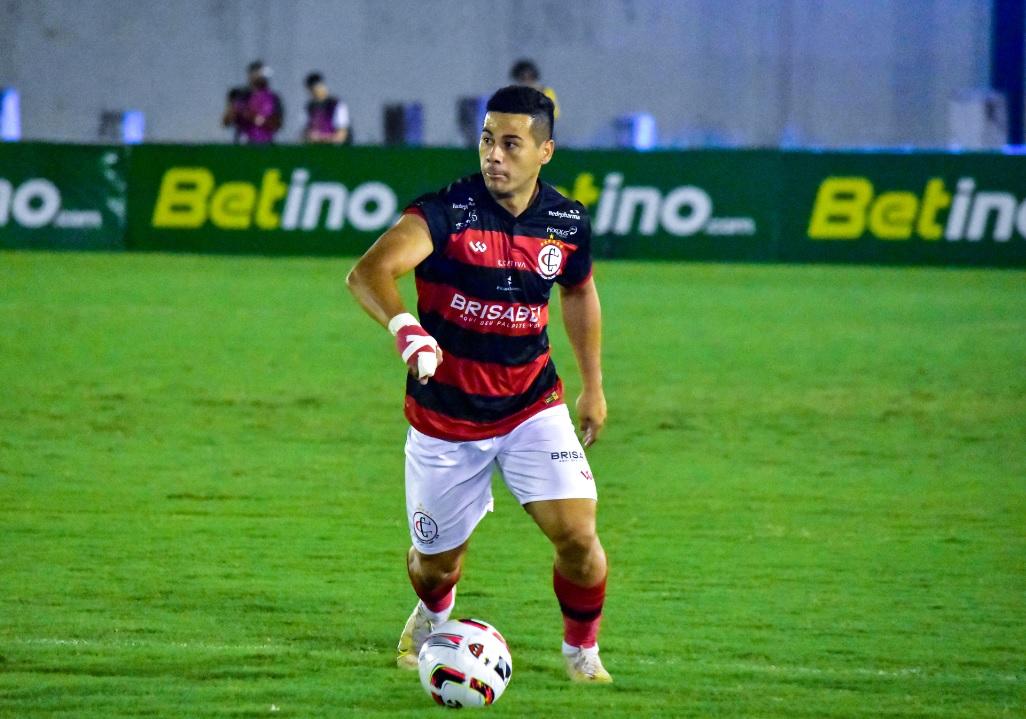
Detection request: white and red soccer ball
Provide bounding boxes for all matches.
[418,618,513,708]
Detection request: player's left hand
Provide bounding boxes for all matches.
[576,387,607,448]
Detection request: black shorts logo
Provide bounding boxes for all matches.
[412,511,439,543]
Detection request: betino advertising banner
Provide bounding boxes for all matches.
[4,142,1025,266]
[125,144,778,261]
[549,149,778,262]
[778,150,1026,266]
[0,143,126,250]
[126,145,471,255]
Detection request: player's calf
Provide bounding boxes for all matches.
[407,544,464,606]
[397,544,466,669]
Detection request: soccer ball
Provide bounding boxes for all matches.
[418,618,513,708]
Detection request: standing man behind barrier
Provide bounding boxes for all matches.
[511,58,560,120]
[303,72,351,144]
[222,60,284,145]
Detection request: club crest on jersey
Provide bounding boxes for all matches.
[537,237,564,280]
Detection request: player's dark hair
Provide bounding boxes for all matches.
[485,85,554,142]
[510,59,540,82]
[247,60,265,74]
[305,72,324,89]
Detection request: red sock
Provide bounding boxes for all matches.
[423,587,454,614]
[409,563,460,614]
[553,567,606,648]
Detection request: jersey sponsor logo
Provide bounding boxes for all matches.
[447,228,579,278]
[452,197,478,229]
[496,274,518,292]
[581,470,594,481]
[454,209,478,230]
[547,208,580,220]
[450,292,543,327]
[412,511,438,543]
[537,240,564,279]
[546,225,578,238]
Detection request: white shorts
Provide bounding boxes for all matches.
[404,404,598,554]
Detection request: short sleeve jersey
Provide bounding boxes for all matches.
[404,173,592,441]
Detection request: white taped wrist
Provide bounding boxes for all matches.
[399,334,437,362]
[387,312,419,336]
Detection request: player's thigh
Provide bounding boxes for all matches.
[405,428,498,555]
[495,405,598,506]
[522,497,598,549]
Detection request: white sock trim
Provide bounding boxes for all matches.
[419,587,457,624]
[421,603,452,624]
[562,641,599,656]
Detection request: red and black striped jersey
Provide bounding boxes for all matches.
[403,173,592,441]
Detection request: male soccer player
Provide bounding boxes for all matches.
[346,85,610,683]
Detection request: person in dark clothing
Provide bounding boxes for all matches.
[303,72,351,144]
[223,60,284,144]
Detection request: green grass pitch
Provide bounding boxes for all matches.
[0,250,1023,718]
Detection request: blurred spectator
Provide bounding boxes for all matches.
[510,59,560,120]
[222,60,284,144]
[303,72,351,144]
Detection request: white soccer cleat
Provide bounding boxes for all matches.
[396,602,435,669]
[563,645,613,684]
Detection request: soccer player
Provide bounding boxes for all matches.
[346,85,611,683]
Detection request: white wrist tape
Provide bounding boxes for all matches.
[389,312,439,379]
[399,334,438,363]
[387,312,420,336]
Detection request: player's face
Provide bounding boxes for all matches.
[311,82,328,101]
[479,112,554,200]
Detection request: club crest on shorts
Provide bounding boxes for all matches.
[537,238,564,280]
[413,511,439,543]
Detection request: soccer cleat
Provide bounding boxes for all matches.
[396,602,435,669]
[563,645,613,684]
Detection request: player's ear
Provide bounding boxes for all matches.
[539,138,555,165]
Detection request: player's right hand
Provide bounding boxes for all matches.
[388,313,442,384]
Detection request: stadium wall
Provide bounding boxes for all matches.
[0,0,991,149]
[2,142,1025,267]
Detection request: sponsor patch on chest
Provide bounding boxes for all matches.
[448,229,572,279]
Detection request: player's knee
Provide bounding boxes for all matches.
[552,525,600,562]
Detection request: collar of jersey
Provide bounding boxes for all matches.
[476,173,547,224]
